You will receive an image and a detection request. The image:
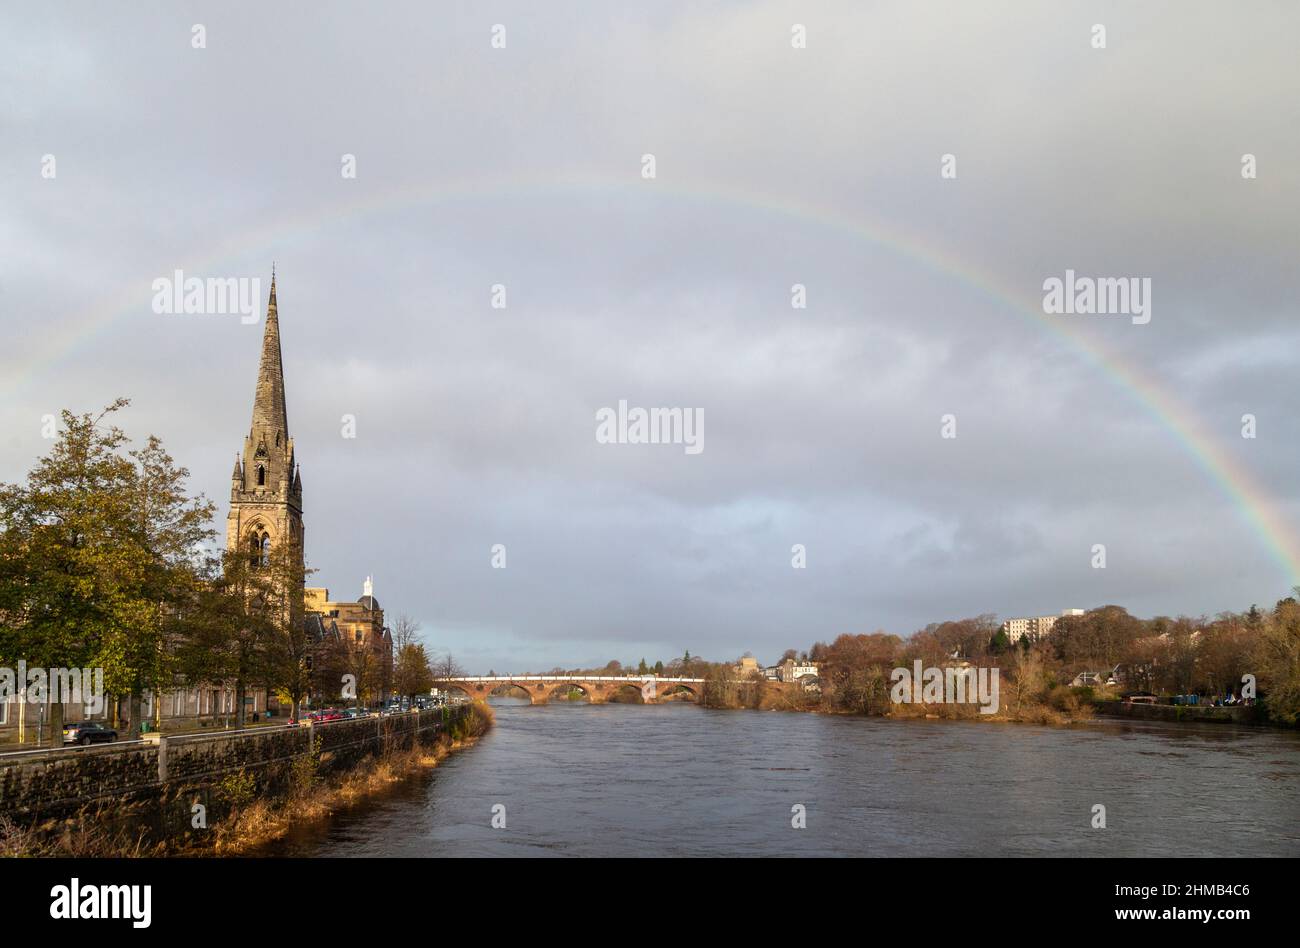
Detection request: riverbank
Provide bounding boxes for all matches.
[708,680,1101,726]
[209,701,494,855]
[0,702,494,856]
[706,676,1289,728]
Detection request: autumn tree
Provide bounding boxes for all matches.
[391,615,433,702]
[1253,595,1300,723]
[260,542,314,719]
[0,402,213,741]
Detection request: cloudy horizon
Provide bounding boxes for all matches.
[3,1,1298,673]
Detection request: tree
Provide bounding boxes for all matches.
[989,627,1011,654]
[837,665,888,715]
[817,631,902,713]
[179,548,274,728]
[1049,606,1144,668]
[0,402,134,742]
[1253,596,1300,723]
[701,663,739,708]
[0,401,213,742]
[390,615,432,702]
[121,434,215,734]
[1197,615,1252,697]
[392,614,421,651]
[261,542,314,720]
[1011,646,1047,716]
[394,641,434,703]
[431,651,465,681]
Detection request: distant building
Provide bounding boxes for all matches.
[1069,670,1107,688]
[1001,609,1085,644]
[773,658,819,684]
[305,578,393,703]
[734,655,761,677]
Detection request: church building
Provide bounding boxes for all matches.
[226,272,393,710]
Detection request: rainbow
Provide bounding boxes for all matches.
[9,172,1297,585]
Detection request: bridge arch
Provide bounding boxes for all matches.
[605,682,645,704]
[658,682,700,701]
[545,682,593,703]
[486,682,535,702]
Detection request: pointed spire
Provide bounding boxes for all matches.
[250,269,288,439]
[231,453,243,480]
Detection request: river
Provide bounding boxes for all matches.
[263,698,1300,857]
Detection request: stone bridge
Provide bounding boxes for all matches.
[435,675,705,705]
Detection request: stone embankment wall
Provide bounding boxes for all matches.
[1094,701,1260,725]
[0,707,465,821]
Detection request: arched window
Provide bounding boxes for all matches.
[248,529,270,568]
[257,465,266,486]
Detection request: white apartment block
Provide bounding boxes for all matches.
[1002,609,1085,644]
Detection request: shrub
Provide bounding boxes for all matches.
[216,770,257,809]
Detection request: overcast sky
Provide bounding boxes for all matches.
[2,1,1298,673]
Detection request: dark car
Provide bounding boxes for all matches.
[63,722,117,746]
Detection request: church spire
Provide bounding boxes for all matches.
[250,269,288,440]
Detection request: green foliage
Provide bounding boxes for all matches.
[989,628,1011,654]
[217,769,257,809]
[290,736,322,795]
[393,641,435,701]
[0,401,215,738]
[1253,596,1300,724]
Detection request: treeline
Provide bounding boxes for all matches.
[795,601,1300,723]
[526,651,706,678]
[0,402,442,745]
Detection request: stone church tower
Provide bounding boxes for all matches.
[227,272,304,567]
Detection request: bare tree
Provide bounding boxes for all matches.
[1012,646,1046,716]
[392,614,421,651]
[431,651,465,681]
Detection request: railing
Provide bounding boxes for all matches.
[0,739,150,760]
[439,675,706,683]
[0,707,454,760]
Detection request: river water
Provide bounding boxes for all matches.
[264,699,1300,857]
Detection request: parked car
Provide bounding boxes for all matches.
[63,722,117,746]
[306,709,344,724]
